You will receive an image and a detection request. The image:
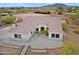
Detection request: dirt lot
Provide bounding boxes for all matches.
[0,45,22,55]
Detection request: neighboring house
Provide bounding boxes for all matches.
[1,13,10,16]
[0,14,63,42]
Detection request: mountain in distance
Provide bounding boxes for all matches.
[0,3,78,8]
[42,3,68,8]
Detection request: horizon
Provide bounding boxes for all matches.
[0,3,79,7]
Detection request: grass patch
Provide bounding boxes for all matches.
[70,14,79,21]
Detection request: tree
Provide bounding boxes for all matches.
[2,15,16,24]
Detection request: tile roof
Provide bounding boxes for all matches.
[10,13,63,34]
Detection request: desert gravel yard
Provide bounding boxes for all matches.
[0,45,20,55]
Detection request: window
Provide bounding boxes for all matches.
[47,28,49,30]
[18,34,21,39]
[31,31,32,34]
[51,34,55,37]
[56,34,60,38]
[51,33,60,38]
[14,34,17,38]
[36,28,39,31]
[14,34,21,39]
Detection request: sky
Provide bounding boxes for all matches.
[0,3,79,7]
[66,3,79,6]
[0,3,51,7]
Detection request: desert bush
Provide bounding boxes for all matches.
[2,15,16,24]
[62,23,69,32]
[63,42,79,55]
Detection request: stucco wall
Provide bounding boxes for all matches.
[10,28,36,42]
[8,32,32,42]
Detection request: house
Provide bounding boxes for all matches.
[0,13,63,42]
[1,13,10,16]
[34,11,51,14]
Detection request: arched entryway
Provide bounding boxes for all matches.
[35,25,49,36]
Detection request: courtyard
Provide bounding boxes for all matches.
[27,33,63,49]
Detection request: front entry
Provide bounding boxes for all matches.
[41,27,45,31]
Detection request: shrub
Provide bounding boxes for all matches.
[62,23,69,32]
[2,15,16,24]
[63,42,79,55]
